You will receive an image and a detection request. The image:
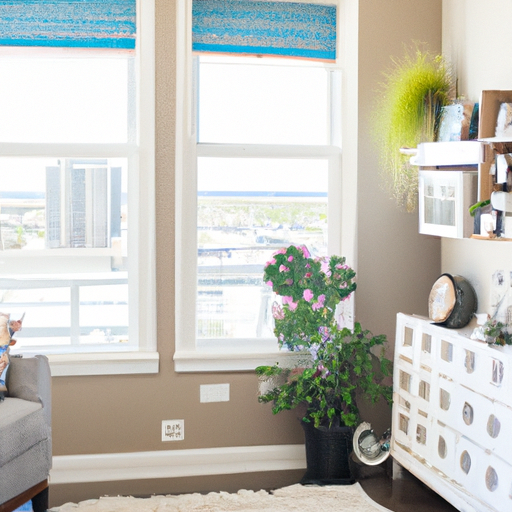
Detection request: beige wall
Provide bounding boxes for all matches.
[355,0,442,346]
[49,0,443,506]
[441,0,512,311]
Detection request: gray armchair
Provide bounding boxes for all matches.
[0,355,52,512]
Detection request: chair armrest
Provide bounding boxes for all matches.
[7,355,52,426]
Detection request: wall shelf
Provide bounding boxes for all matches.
[411,141,481,167]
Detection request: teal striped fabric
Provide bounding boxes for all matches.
[0,0,136,49]
[193,0,337,61]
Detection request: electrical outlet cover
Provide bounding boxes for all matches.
[162,419,184,442]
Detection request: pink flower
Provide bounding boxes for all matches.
[285,279,293,285]
[305,272,312,278]
[311,294,325,311]
[279,265,289,272]
[303,289,314,302]
[272,303,284,320]
[282,296,298,311]
[274,248,287,255]
[298,245,310,258]
[320,259,331,275]
[265,280,273,287]
[265,258,276,267]
[287,255,294,262]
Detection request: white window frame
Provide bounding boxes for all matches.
[175,0,348,372]
[2,0,157,376]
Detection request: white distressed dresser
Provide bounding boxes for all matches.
[391,313,512,512]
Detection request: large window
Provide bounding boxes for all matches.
[0,0,156,373]
[175,0,343,371]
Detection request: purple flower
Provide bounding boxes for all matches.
[309,343,320,360]
[318,364,331,378]
[319,326,331,342]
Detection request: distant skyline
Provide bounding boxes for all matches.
[0,191,44,198]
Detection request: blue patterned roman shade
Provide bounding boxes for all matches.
[0,0,136,49]
[192,0,337,61]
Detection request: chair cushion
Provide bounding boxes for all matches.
[0,398,49,466]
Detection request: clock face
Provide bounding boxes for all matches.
[428,274,478,329]
[429,274,456,323]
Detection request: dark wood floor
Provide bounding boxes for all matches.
[358,465,458,512]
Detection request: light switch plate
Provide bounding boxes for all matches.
[200,383,230,403]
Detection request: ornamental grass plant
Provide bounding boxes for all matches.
[256,245,392,428]
[373,44,454,211]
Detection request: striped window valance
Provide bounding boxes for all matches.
[192,0,337,62]
[0,0,136,49]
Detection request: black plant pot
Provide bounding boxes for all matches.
[300,420,355,486]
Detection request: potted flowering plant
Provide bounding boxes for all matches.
[256,245,392,484]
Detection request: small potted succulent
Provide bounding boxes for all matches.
[256,245,392,484]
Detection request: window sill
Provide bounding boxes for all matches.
[47,351,159,376]
[173,349,304,372]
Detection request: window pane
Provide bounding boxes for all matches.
[0,280,129,349]
[198,56,330,145]
[0,157,127,253]
[197,157,328,339]
[2,287,71,345]
[0,54,131,143]
[0,157,129,349]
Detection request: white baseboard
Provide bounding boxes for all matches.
[50,444,306,485]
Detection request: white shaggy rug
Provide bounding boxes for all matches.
[50,483,393,512]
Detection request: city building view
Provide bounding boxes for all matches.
[0,157,129,350]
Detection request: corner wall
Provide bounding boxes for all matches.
[349,0,443,435]
[355,2,442,342]
[442,0,512,314]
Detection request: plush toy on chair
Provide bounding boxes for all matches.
[0,312,23,402]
